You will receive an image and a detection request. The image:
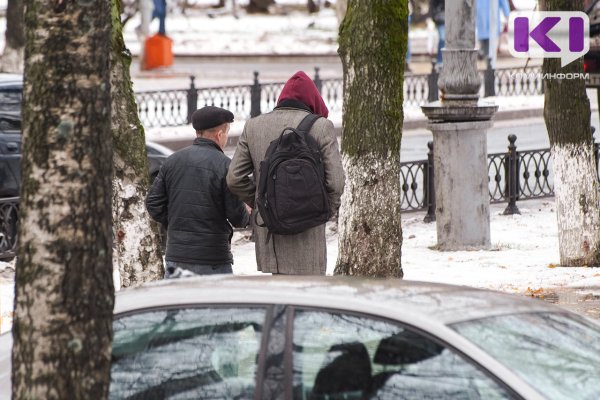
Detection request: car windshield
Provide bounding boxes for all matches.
[451,312,600,400]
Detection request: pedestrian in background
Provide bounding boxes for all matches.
[153,0,167,35]
[429,0,445,67]
[477,0,510,60]
[227,71,345,276]
[146,106,250,278]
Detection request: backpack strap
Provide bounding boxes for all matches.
[296,113,321,135]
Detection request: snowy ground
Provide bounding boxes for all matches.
[0,1,436,59]
[5,119,596,329]
[230,198,600,292]
[2,198,599,333]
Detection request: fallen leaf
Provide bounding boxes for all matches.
[547,264,558,269]
[525,287,545,297]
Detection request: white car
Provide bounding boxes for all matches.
[1,276,599,399]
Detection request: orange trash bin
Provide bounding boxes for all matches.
[143,34,173,70]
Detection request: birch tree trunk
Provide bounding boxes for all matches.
[335,0,406,277]
[542,0,600,266]
[12,0,114,397]
[111,0,164,287]
[0,0,25,72]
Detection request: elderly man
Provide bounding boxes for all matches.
[146,106,250,278]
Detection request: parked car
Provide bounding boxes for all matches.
[0,74,173,198]
[1,276,599,399]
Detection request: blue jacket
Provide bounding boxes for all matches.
[477,0,510,40]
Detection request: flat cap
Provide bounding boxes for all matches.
[191,106,234,131]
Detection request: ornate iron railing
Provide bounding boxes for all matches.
[136,89,189,128]
[399,134,596,221]
[404,74,430,107]
[494,65,544,96]
[134,63,544,128]
[320,78,343,114]
[196,84,251,122]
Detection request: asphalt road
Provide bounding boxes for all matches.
[400,112,600,162]
[159,113,600,161]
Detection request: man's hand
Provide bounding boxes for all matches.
[245,204,252,214]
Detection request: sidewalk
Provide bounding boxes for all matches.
[2,198,599,334]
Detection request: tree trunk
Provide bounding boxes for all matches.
[0,0,25,72]
[542,0,600,266]
[111,0,164,287]
[334,0,406,278]
[12,0,114,397]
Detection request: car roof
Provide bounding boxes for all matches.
[0,74,23,88]
[115,276,560,326]
[146,140,174,156]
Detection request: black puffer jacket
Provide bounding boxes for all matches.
[146,137,249,265]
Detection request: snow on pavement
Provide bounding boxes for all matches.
[2,198,599,333]
[231,198,600,294]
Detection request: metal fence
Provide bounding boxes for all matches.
[135,61,544,128]
[400,134,600,222]
[3,135,597,259]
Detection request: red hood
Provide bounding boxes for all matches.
[276,71,329,118]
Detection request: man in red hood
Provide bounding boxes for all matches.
[227,71,345,275]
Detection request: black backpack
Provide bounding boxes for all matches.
[255,113,330,235]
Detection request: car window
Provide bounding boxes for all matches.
[0,113,20,132]
[452,312,600,400]
[0,87,22,115]
[110,307,266,400]
[292,310,513,400]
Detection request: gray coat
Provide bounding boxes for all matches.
[227,108,345,275]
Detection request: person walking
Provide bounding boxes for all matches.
[226,71,345,275]
[429,0,445,67]
[152,0,167,35]
[477,0,510,60]
[146,106,250,278]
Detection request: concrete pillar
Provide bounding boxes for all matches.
[430,120,492,249]
[421,0,498,250]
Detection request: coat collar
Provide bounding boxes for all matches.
[193,136,223,153]
[274,99,313,113]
